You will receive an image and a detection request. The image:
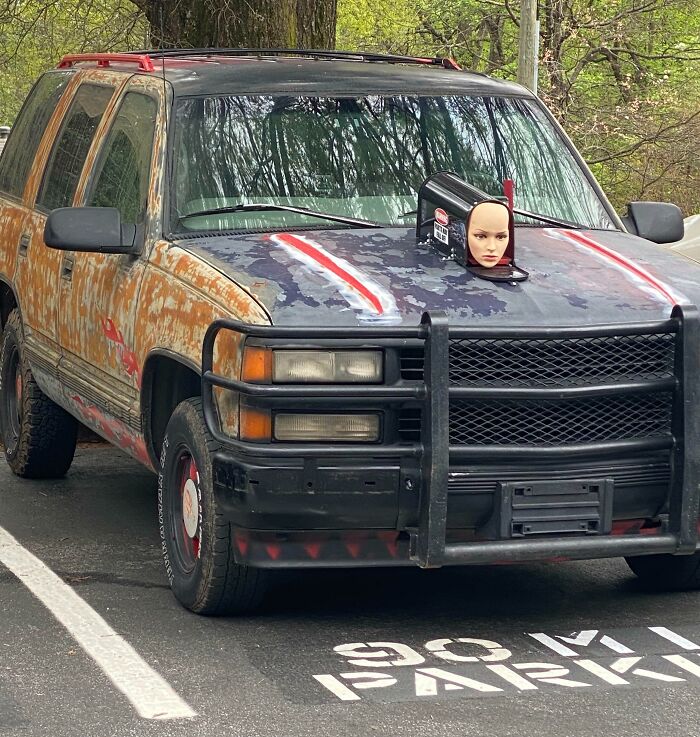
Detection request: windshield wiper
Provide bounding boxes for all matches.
[512,207,584,229]
[178,203,380,229]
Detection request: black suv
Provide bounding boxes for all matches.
[0,49,698,615]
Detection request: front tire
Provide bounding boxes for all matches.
[158,398,267,615]
[0,309,78,478]
[625,552,700,590]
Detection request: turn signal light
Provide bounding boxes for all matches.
[241,346,272,383]
[240,405,271,442]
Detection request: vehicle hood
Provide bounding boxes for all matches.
[180,227,700,327]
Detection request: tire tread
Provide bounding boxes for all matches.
[1,310,77,478]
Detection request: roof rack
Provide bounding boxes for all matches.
[127,48,462,70]
[57,53,155,72]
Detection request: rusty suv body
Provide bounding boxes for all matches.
[0,50,699,614]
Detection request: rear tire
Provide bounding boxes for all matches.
[0,309,78,478]
[625,552,700,590]
[158,397,268,615]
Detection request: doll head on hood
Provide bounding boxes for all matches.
[464,200,528,282]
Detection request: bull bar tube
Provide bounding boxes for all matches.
[201,306,700,568]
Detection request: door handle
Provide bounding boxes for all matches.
[61,254,75,281]
[18,233,30,257]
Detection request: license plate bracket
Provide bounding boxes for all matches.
[497,479,614,538]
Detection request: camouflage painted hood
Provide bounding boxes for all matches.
[180,226,700,327]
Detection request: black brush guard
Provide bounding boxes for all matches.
[202,306,700,568]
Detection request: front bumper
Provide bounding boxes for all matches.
[202,308,700,568]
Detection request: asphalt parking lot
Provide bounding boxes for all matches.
[0,445,698,737]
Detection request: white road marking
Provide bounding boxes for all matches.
[649,627,700,651]
[0,525,197,720]
[664,654,700,678]
[312,675,361,701]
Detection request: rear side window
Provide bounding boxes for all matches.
[88,92,158,225]
[0,72,71,199]
[36,84,114,212]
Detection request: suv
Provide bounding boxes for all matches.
[0,49,698,615]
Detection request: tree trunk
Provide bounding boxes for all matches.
[137,0,336,49]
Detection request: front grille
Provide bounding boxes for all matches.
[400,333,675,385]
[447,464,671,494]
[398,330,677,447]
[449,394,673,446]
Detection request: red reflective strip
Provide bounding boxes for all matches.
[561,230,678,306]
[235,535,249,557]
[346,541,362,559]
[611,520,643,535]
[276,233,384,315]
[377,532,399,558]
[265,543,282,560]
[304,542,322,559]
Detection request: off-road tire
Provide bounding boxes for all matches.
[0,309,78,478]
[625,551,700,590]
[158,397,268,615]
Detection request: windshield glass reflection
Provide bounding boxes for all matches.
[173,95,615,232]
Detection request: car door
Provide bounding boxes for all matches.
[0,71,72,369]
[57,79,164,440]
[13,77,117,396]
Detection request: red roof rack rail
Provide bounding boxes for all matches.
[127,48,463,70]
[57,53,155,72]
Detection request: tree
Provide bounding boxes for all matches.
[0,0,337,124]
[134,0,337,48]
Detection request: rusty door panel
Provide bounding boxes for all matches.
[0,201,26,304]
[58,74,161,395]
[11,73,83,347]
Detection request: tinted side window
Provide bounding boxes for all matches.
[36,84,114,211]
[0,72,71,199]
[88,92,157,225]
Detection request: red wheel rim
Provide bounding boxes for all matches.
[174,451,201,571]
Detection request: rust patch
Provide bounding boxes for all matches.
[69,394,153,469]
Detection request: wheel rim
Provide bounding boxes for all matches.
[5,346,22,446]
[172,448,201,572]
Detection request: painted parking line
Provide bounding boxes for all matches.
[0,525,196,720]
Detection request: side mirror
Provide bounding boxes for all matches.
[44,207,136,253]
[622,201,684,244]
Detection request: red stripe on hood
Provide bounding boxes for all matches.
[561,229,678,306]
[274,233,384,315]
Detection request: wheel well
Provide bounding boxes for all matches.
[0,282,18,329]
[142,354,200,461]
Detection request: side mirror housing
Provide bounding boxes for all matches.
[622,201,684,244]
[44,207,136,253]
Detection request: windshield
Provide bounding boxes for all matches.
[172,95,616,232]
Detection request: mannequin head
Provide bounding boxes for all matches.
[467,201,511,268]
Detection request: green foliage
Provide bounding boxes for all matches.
[0,0,146,125]
[339,0,700,214]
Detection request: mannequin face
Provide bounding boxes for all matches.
[467,202,510,268]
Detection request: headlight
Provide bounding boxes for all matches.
[272,350,383,383]
[274,413,380,442]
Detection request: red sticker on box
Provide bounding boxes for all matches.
[434,208,449,226]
